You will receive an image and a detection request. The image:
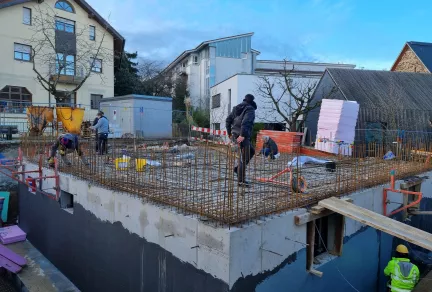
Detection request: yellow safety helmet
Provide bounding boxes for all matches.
[396,244,409,254]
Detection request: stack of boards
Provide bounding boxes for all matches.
[0,226,27,273]
[315,99,359,156]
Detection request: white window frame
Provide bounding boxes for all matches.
[90,58,102,73]
[56,53,75,76]
[23,7,31,25]
[89,25,96,41]
[55,17,75,33]
[14,43,31,62]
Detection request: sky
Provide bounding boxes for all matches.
[87,0,432,70]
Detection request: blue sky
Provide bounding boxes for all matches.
[88,0,431,70]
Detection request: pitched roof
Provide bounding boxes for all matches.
[325,68,432,110]
[407,42,432,72]
[162,32,255,73]
[391,41,432,73]
[0,0,125,68]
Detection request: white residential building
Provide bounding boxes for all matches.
[0,0,124,130]
[163,33,355,131]
[163,33,259,108]
[210,61,356,132]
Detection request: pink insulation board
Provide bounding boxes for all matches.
[0,225,26,244]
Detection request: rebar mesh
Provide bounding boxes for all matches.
[20,135,432,226]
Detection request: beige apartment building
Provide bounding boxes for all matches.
[0,0,124,127]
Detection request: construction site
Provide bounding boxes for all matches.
[0,101,432,292]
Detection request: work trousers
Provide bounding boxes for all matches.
[97,133,108,155]
[234,136,255,182]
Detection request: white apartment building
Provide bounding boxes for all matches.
[163,32,355,131]
[163,33,259,108]
[210,61,356,132]
[0,0,124,127]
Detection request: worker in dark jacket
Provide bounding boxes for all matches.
[258,136,279,159]
[48,133,89,167]
[226,94,257,186]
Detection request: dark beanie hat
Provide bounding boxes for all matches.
[244,94,255,103]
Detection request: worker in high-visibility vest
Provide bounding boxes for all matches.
[384,244,420,292]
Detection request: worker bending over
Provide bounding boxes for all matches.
[384,244,419,292]
[257,136,280,160]
[48,133,89,167]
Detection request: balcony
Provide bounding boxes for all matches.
[49,64,85,85]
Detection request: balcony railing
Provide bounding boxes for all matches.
[49,64,85,85]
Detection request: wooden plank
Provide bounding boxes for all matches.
[295,198,353,225]
[306,220,315,271]
[409,211,432,215]
[309,269,323,277]
[318,197,432,251]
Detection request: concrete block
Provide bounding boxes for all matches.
[229,222,262,287]
[260,210,306,272]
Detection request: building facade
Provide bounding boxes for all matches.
[0,0,124,126]
[210,61,355,132]
[162,33,259,108]
[164,32,355,132]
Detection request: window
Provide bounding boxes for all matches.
[55,92,75,106]
[193,55,198,64]
[0,86,32,113]
[23,7,31,25]
[90,58,102,73]
[91,94,102,110]
[205,77,210,97]
[205,60,209,75]
[182,61,187,68]
[60,190,74,214]
[56,53,75,76]
[306,213,344,272]
[55,1,74,13]
[14,43,31,61]
[212,94,221,109]
[228,89,231,114]
[213,123,220,130]
[89,25,95,41]
[55,17,75,33]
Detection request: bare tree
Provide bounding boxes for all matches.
[28,4,112,103]
[256,60,337,132]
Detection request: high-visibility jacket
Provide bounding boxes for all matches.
[384,257,420,292]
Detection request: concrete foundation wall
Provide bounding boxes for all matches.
[17,163,432,291]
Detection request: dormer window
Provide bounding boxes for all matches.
[55,1,75,13]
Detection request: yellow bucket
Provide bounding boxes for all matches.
[136,159,147,171]
[56,107,85,135]
[115,158,130,170]
[26,106,54,134]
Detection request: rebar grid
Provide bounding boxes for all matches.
[20,136,432,226]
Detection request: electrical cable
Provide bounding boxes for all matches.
[315,224,360,292]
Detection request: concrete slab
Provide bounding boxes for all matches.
[7,240,79,292]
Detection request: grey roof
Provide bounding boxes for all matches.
[325,68,432,110]
[407,42,432,72]
[100,94,172,103]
